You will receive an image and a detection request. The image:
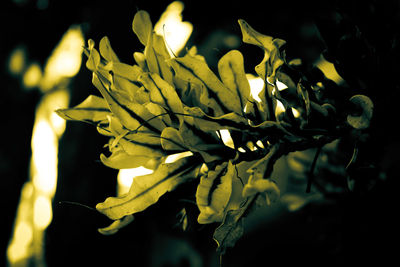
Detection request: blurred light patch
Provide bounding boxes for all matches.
[154,1,193,56]
[40,25,84,92]
[238,147,246,153]
[23,63,42,89]
[223,35,240,48]
[33,196,53,230]
[315,54,344,84]
[117,167,154,195]
[281,193,307,212]
[275,99,286,116]
[256,140,265,149]
[8,46,26,76]
[7,221,33,265]
[164,151,193,164]
[246,73,264,102]
[275,79,288,91]
[217,129,235,149]
[31,89,70,196]
[7,25,83,267]
[291,107,301,118]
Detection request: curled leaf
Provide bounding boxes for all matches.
[196,162,232,224]
[347,94,373,129]
[98,215,134,235]
[56,95,110,123]
[213,194,264,255]
[100,149,156,170]
[133,52,147,71]
[238,19,286,83]
[96,156,200,220]
[242,177,280,205]
[85,40,101,72]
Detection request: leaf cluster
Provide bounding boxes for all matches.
[56,7,374,254]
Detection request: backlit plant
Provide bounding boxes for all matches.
[56,5,373,254]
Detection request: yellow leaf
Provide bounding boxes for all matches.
[98,215,134,235]
[99,36,120,62]
[174,54,242,115]
[96,156,200,220]
[218,50,251,114]
[132,10,153,46]
[56,95,110,123]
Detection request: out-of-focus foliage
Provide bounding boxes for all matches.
[56,1,377,255]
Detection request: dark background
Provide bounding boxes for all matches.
[1,0,399,266]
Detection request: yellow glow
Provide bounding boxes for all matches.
[281,193,307,212]
[51,110,67,135]
[22,63,42,89]
[218,129,235,149]
[41,25,84,91]
[7,221,32,264]
[164,151,194,164]
[117,167,154,195]
[8,25,82,267]
[31,119,58,195]
[8,46,26,75]
[33,196,53,230]
[246,74,264,102]
[31,89,69,196]
[275,99,286,116]
[291,107,301,118]
[275,79,288,91]
[256,140,265,149]
[154,1,193,56]
[315,54,344,84]
[238,147,246,153]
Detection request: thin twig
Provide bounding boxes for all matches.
[306,146,322,193]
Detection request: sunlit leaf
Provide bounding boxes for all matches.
[56,95,110,123]
[133,52,148,71]
[92,72,164,133]
[96,156,200,220]
[218,50,251,114]
[184,106,249,132]
[132,10,153,46]
[173,54,242,115]
[98,215,134,235]
[85,40,101,72]
[238,19,286,83]
[144,32,161,75]
[179,122,235,163]
[196,162,232,224]
[160,127,187,151]
[100,148,156,170]
[99,36,120,62]
[152,34,174,85]
[168,58,224,116]
[138,72,184,123]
